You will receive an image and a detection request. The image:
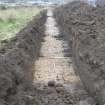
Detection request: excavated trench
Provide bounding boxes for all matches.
[32,9,96,105]
[0,7,96,105]
[0,2,104,105]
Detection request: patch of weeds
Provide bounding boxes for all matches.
[0,6,7,10]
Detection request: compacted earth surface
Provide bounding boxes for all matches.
[33,9,96,105]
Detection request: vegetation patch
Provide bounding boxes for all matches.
[0,6,41,41]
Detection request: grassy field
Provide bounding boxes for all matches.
[0,6,41,41]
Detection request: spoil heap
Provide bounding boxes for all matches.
[0,10,47,105]
[54,1,105,105]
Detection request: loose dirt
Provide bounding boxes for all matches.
[54,1,105,104]
[0,11,47,105]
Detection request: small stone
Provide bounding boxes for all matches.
[79,100,91,105]
[48,80,56,87]
[86,97,96,105]
[65,99,73,104]
[44,87,55,94]
[55,83,63,87]
[69,99,74,104]
[56,87,64,93]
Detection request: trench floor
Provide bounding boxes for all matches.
[33,9,95,105]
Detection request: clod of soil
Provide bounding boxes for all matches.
[48,80,56,87]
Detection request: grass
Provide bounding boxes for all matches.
[0,6,41,41]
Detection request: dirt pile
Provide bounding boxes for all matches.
[0,10,47,105]
[54,1,105,105]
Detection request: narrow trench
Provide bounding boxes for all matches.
[33,9,95,105]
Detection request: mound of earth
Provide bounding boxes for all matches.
[0,10,47,105]
[54,1,105,105]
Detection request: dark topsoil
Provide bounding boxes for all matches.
[0,10,47,105]
[54,1,105,105]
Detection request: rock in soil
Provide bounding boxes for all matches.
[48,80,56,87]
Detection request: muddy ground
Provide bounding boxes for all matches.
[54,1,105,105]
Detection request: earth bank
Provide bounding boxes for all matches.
[0,10,47,105]
[54,1,105,105]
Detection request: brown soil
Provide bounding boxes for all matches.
[0,1,104,105]
[0,10,47,105]
[54,1,105,105]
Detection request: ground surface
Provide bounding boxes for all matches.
[33,9,96,105]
